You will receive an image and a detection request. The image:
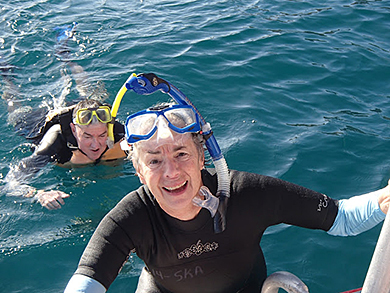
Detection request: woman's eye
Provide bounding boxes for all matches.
[177,152,189,159]
[149,159,161,166]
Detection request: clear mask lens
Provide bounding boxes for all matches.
[75,106,112,125]
[125,105,201,144]
[127,112,157,137]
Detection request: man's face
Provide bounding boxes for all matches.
[134,134,204,220]
[71,122,108,161]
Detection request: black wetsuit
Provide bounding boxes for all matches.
[74,169,339,293]
[12,107,125,176]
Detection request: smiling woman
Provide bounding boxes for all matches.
[127,102,206,220]
[64,73,389,293]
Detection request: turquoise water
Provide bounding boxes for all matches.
[1,0,390,292]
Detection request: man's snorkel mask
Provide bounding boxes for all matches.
[111,73,230,233]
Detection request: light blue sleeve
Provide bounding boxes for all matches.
[327,191,386,237]
[64,274,106,293]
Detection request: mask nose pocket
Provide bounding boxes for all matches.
[155,115,174,144]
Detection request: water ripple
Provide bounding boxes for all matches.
[1,0,390,292]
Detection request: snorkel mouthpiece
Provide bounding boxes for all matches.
[192,186,219,217]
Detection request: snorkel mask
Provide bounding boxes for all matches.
[113,73,230,233]
[125,104,201,148]
[73,106,112,125]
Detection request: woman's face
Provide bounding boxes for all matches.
[134,134,204,220]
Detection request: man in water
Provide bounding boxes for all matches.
[64,74,390,293]
[0,24,126,209]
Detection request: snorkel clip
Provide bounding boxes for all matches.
[126,73,170,95]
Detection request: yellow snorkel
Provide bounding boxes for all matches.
[106,73,137,148]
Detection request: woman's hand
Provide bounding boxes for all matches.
[378,179,390,214]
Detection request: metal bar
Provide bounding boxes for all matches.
[361,212,390,293]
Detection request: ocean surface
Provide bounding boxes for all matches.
[1,0,389,292]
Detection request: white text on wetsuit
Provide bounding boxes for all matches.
[150,239,219,282]
[152,266,204,282]
[317,194,329,211]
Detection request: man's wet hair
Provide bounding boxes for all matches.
[72,99,104,119]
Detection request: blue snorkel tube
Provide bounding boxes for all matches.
[120,73,230,233]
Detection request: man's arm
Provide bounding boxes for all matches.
[5,124,70,209]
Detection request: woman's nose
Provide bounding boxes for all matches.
[163,158,180,179]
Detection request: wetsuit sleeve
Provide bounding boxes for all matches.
[274,179,339,230]
[3,151,54,197]
[278,179,338,231]
[73,192,143,290]
[74,218,132,290]
[9,124,64,179]
[327,191,386,236]
[230,171,339,231]
[11,152,53,177]
[4,124,69,198]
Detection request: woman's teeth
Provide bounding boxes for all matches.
[164,181,187,191]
